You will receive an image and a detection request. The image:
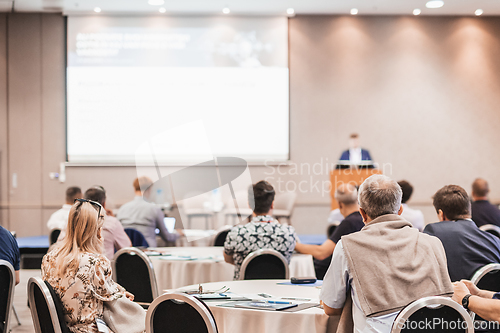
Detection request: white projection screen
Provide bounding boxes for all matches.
[66,16,289,164]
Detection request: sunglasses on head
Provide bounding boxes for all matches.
[74,198,104,219]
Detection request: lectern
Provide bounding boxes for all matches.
[330,167,382,210]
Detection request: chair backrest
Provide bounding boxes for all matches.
[327,223,339,238]
[146,293,217,333]
[0,260,15,333]
[239,249,290,280]
[27,277,70,333]
[479,224,500,238]
[470,263,500,321]
[273,192,297,213]
[124,228,149,248]
[113,247,158,304]
[49,229,61,245]
[391,296,473,333]
[212,226,232,247]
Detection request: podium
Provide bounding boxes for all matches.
[330,167,382,210]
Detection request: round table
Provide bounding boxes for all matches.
[149,247,315,291]
[176,280,338,333]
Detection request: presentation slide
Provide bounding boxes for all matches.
[66,16,289,164]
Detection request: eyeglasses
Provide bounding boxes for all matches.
[74,198,104,219]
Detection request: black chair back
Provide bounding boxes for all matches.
[239,249,289,280]
[28,277,69,333]
[0,260,15,333]
[49,230,61,245]
[212,227,231,247]
[391,296,473,333]
[113,247,158,305]
[471,263,500,327]
[146,293,217,333]
[124,228,150,247]
[479,224,500,238]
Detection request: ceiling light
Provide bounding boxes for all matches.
[425,1,444,9]
[93,7,101,13]
[159,7,166,13]
[475,9,483,16]
[413,9,421,15]
[350,8,358,15]
[287,8,295,15]
[222,7,230,14]
[148,0,165,5]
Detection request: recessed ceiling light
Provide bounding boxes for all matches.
[222,7,230,14]
[475,9,483,16]
[287,8,295,15]
[350,8,358,15]
[93,7,101,13]
[148,0,165,5]
[413,8,421,15]
[425,1,444,9]
[159,7,166,13]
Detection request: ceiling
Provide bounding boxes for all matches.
[1,0,500,16]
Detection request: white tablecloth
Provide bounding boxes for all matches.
[175,229,216,247]
[150,247,315,291]
[176,280,338,333]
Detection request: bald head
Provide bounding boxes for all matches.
[335,183,358,205]
[472,178,489,200]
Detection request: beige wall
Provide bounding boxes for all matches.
[2,14,500,236]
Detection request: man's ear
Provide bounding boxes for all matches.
[271,201,274,210]
[338,202,344,210]
[359,208,368,223]
[398,204,403,215]
[438,209,446,222]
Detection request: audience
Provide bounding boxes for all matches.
[295,183,364,280]
[471,178,500,228]
[398,180,425,231]
[0,225,20,285]
[453,280,500,323]
[84,186,132,260]
[320,175,453,332]
[117,176,180,247]
[46,186,82,231]
[424,185,500,281]
[42,199,137,333]
[224,180,297,280]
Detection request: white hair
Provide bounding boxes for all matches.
[358,174,402,219]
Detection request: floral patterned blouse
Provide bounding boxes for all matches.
[42,251,125,333]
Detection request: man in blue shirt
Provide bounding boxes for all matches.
[0,225,20,285]
[424,185,500,281]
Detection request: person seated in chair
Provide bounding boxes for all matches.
[321,175,453,332]
[398,180,425,231]
[295,183,364,280]
[471,178,500,228]
[85,186,131,260]
[424,185,500,282]
[224,181,297,280]
[453,280,500,324]
[47,186,82,231]
[0,225,20,285]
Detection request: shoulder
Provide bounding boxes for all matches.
[81,252,111,268]
[0,227,18,248]
[103,216,123,228]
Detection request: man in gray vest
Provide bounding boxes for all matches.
[320,174,453,333]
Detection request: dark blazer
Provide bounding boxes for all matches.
[424,220,500,281]
[471,200,500,227]
[339,148,372,161]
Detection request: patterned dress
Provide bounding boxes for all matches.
[42,251,125,333]
[224,215,297,279]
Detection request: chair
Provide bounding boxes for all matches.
[212,226,232,247]
[27,277,70,333]
[113,247,158,307]
[479,224,500,238]
[124,228,149,247]
[239,249,290,280]
[470,263,500,323]
[49,229,61,245]
[146,293,217,333]
[0,260,15,333]
[327,222,340,238]
[272,192,297,224]
[223,190,253,225]
[390,296,473,333]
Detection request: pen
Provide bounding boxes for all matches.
[281,297,311,301]
[265,300,293,304]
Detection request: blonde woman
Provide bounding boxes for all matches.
[42,199,135,333]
